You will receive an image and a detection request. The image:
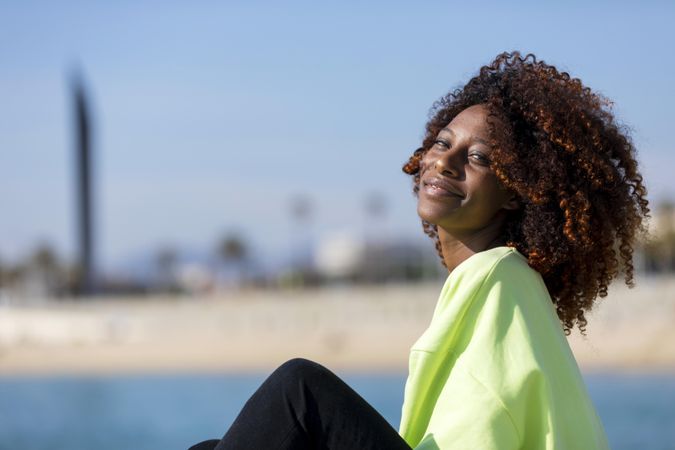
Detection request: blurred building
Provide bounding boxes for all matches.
[314,233,444,284]
[642,200,675,273]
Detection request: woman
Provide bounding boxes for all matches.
[190,51,649,449]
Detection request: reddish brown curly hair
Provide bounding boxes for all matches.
[403,51,650,335]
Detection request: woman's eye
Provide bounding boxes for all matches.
[433,139,450,149]
[470,153,489,164]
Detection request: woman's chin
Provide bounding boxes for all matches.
[417,204,447,227]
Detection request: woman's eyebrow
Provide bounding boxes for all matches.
[440,128,490,146]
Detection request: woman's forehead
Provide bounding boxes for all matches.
[442,105,491,138]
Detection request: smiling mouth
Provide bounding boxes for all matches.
[422,179,464,198]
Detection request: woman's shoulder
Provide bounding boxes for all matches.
[422,246,549,351]
[487,246,545,289]
[445,245,541,298]
[452,245,531,277]
[444,245,562,359]
[467,246,557,329]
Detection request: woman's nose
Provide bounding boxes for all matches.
[434,149,461,177]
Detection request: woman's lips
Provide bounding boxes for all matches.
[422,178,464,198]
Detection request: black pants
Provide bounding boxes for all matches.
[189,358,412,450]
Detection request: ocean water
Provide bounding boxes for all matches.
[0,372,673,450]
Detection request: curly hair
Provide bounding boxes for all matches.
[402,51,650,336]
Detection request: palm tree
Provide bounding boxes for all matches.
[362,192,389,282]
[217,232,249,287]
[27,243,64,298]
[155,246,178,292]
[288,194,314,286]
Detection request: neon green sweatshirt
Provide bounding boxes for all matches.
[399,246,609,449]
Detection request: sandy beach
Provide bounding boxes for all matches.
[1,276,674,375]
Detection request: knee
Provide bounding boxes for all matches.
[271,358,333,385]
[276,357,326,376]
[266,358,342,408]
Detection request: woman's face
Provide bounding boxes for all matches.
[417,104,518,235]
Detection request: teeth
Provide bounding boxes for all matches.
[429,183,457,195]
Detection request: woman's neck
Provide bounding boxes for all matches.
[438,227,507,274]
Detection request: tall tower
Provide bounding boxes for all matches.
[72,72,95,295]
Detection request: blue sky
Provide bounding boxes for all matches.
[1,1,674,271]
